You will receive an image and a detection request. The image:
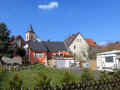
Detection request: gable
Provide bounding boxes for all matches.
[65,32,89,48]
[69,34,89,48]
[10,35,25,48]
[64,32,80,46]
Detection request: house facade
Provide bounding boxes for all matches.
[10,35,25,48]
[10,35,26,57]
[27,40,48,64]
[65,32,90,61]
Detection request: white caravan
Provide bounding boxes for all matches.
[97,50,120,72]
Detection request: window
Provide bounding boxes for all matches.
[16,40,21,47]
[74,53,76,57]
[74,45,76,50]
[56,53,63,57]
[83,52,86,57]
[35,53,42,58]
[105,56,114,63]
[77,39,81,42]
[27,35,29,40]
[77,39,79,42]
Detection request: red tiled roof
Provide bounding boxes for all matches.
[64,32,80,46]
[85,38,98,47]
[101,46,106,49]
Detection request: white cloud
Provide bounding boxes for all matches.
[38,2,59,10]
[99,41,108,46]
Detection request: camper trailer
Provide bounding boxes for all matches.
[97,50,120,72]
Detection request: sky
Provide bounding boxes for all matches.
[0,0,120,45]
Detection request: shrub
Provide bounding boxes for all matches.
[80,69,94,81]
[35,72,52,89]
[16,48,26,57]
[98,71,113,80]
[113,69,120,78]
[9,73,23,89]
[61,71,75,86]
[22,56,30,65]
[32,63,46,70]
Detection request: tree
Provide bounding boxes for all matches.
[0,23,11,57]
[16,48,26,57]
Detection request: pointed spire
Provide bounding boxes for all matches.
[28,24,34,33]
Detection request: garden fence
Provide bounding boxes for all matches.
[1,77,120,90]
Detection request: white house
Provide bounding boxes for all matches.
[64,32,90,61]
[97,50,120,72]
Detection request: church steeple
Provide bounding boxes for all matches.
[28,25,34,32]
[26,25,36,41]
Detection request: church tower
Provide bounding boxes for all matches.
[26,25,36,41]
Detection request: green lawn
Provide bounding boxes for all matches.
[0,64,81,89]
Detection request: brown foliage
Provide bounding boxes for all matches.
[99,41,120,52]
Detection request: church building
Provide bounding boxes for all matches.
[25,25,71,64]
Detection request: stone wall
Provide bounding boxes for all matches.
[1,56,22,65]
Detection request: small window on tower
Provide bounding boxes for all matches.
[27,35,28,40]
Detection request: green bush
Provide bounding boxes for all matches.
[32,63,46,70]
[80,69,94,81]
[16,48,26,57]
[61,71,75,86]
[35,72,52,89]
[9,73,23,89]
[22,56,30,65]
[99,71,111,80]
[112,69,120,78]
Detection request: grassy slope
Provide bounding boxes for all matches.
[0,64,81,88]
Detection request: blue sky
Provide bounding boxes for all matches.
[0,0,120,45]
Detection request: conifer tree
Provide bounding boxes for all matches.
[0,23,11,57]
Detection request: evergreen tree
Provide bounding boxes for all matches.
[0,23,11,57]
[16,48,26,57]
